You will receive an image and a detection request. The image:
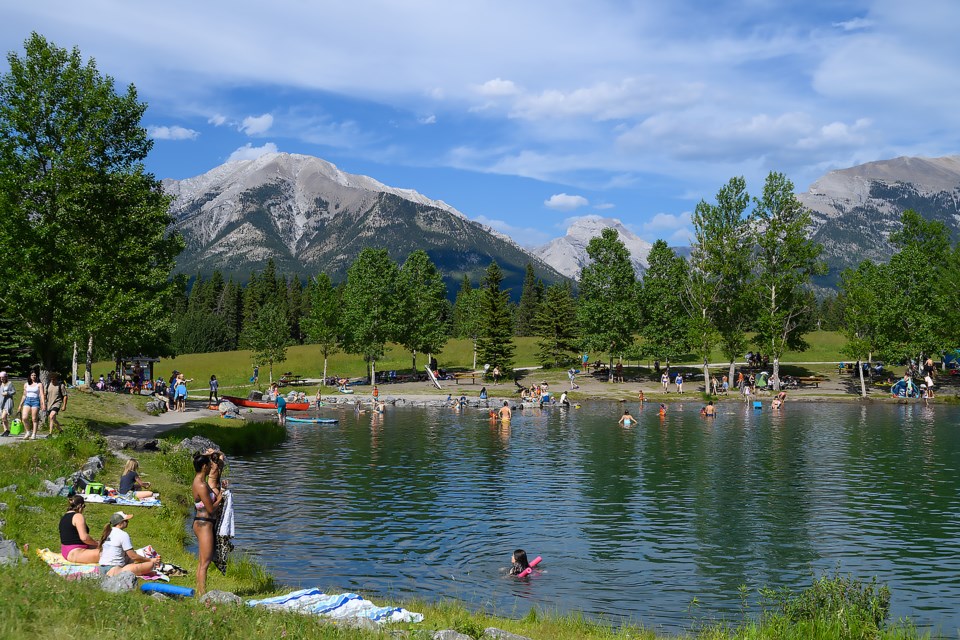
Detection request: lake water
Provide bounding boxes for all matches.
[224,400,960,634]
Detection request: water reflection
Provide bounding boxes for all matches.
[226,401,960,634]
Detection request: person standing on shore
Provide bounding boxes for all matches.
[660,371,669,392]
[18,371,45,440]
[208,375,219,404]
[45,372,68,436]
[192,452,224,596]
[0,372,14,436]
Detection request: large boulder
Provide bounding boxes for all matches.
[433,631,474,640]
[0,540,24,566]
[199,590,242,605]
[105,436,161,452]
[100,570,138,593]
[174,436,221,454]
[483,629,532,640]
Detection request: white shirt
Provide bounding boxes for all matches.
[99,527,133,566]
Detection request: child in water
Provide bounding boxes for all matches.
[658,403,667,417]
[509,549,531,576]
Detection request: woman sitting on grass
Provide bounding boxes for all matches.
[98,511,161,577]
[118,459,157,500]
[59,495,100,563]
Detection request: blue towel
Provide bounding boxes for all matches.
[247,588,422,623]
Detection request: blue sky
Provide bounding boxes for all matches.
[3,0,959,248]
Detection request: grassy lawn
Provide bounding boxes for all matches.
[93,332,849,392]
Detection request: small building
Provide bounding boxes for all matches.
[115,355,161,385]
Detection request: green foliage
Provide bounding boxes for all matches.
[0,33,183,369]
[341,248,401,379]
[751,172,825,385]
[301,272,342,381]
[171,308,234,354]
[535,282,579,368]
[514,263,544,336]
[240,302,290,383]
[476,261,516,373]
[759,571,891,636]
[640,240,690,364]
[577,228,637,377]
[161,418,286,455]
[396,250,449,371]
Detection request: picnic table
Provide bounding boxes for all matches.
[797,376,828,388]
[454,371,480,384]
[278,373,307,387]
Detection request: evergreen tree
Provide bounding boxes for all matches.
[396,250,449,373]
[219,279,243,350]
[0,33,183,374]
[577,228,637,382]
[476,262,515,375]
[341,249,400,383]
[751,171,826,389]
[287,274,304,344]
[240,302,290,385]
[533,282,579,368]
[451,275,483,369]
[514,263,544,336]
[302,273,342,386]
[640,240,690,370]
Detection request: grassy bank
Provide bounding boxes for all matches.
[0,392,932,639]
[93,332,850,390]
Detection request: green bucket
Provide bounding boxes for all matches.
[9,418,23,435]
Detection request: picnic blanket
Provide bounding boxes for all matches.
[81,494,162,507]
[247,589,423,623]
[36,548,100,580]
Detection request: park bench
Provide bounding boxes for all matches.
[453,371,480,384]
[797,376,828,388]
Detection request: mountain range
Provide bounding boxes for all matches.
[163,152,960,292]
[162,153,567,295]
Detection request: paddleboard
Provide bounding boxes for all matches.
[286,417,339,424]
[425,365,442,390]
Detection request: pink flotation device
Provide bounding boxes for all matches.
[517,555,542,578]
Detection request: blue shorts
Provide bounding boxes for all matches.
[23,397,40,409]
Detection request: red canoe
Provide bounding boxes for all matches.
[223,395,311,412]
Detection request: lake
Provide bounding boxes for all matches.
[223,400,960,634]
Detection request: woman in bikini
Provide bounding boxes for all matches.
[192,451,224,595]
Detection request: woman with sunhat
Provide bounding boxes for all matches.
[98,511,161,577]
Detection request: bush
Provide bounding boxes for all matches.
[160,419,286,456]
[760,571,892,636]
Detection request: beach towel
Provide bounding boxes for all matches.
[213,489,234,575]
[247,588,423,623]
[36,548,101,580]
[82,494,162,507]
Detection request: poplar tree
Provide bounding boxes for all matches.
[577,228,637,382]
[639,240,690,370]
[0,33,183,375]
[476,262,515,375]
[839,261,884,397]
[396,250,449,373]
[451,275,483,370]
[240,302,289,384]
[751,172,825,389]
[341,248,399,383]
[302,273,342,386]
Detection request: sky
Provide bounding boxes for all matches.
[3,0,959,248]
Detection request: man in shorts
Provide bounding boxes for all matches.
[276,393,287,427]
[0,372,14,436]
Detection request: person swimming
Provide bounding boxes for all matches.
[703,401,715,417]
[658,403,667,417]
[618,410,635,426]
[509,548,531,576]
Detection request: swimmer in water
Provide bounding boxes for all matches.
[498,401,512,422]
[703,401,715,417]
[658,403,667,417]
[509,549,531,576]
[618,410,635,426]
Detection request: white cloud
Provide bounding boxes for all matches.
[594,203,615,210]
[148,125,199,140]
[240,113,274,136]
[208,113,227,126]
[227,142,279,162]
[473,215,551,247]
[475,78,520,97]
[833,18,873,31]
[419,114,437,125]
[640,211,694,245]
[544,193,589,212]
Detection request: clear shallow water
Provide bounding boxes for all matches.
[224,401,960,634]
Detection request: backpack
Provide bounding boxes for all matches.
[83,482,106,496]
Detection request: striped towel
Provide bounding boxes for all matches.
[247,589,423,623]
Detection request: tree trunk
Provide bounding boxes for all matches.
[608,351,613,383]
[728,360,736,393]
[86,334,94,386]
[371,360,377,386]
[858,360,867,398]
[472,341,477,371]
[72,341,78,387]
[703,358,710,395]
[412,350,417,375]
[269,361,274,384]
[323,356,328,388]
[772,356,781,391]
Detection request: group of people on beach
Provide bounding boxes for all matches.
[0,370,69,440]
[56,450,228,595]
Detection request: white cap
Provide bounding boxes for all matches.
[0,371,6,377]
